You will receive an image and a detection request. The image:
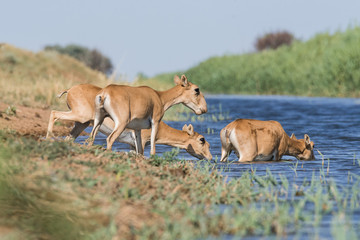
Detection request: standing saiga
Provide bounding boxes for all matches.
[46,82,211,159]
[88,75,207,155]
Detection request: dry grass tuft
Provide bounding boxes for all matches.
[0,44,111,109]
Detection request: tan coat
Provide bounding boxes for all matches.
[89,75,207,155]
[220,119,315,162]
[101,118,212,160]
[46,81,211,159]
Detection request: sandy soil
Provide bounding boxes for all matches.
[0,102,73,138]
[0,105,183,238]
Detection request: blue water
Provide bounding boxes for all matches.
[76,95,360,238]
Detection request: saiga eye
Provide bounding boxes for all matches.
[194,88,200,96]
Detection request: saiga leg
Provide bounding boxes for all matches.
[69,121,90,139]
[106,121,127,151]
[46,110,90,139]
[88,108,107,146]
[134,130,143,154]
[150,120,159,155]
[219,129,232,162]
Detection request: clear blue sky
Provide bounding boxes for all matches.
[2,0,359,80]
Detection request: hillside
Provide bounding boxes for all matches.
[138,27,360,97]
[0,44,111,109]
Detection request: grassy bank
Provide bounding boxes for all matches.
[138,26,360,97]
[0,44,111,109]
[0,130,359,239]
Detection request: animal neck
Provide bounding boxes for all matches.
[285,136,304,158]
[155,123,189,149]
[158,85,184,111]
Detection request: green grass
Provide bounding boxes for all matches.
[135,72,183,90]
[138,26,360,97]
[0,130,359,239]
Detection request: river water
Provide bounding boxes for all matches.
[77,95,360,238]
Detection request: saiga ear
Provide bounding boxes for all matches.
[304,134,311,145]
[174,75,181,85]
[174,74,188,87]
[290,133,296,139]
[182,124,194,136]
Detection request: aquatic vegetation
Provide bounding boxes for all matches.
[163,103,231,122]
[0,130,359,239]
[207,127,215,135]
[290,161,299,177]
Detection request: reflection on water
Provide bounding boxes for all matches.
[76,95,360,238]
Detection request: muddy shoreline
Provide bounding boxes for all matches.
[0,102,76,138]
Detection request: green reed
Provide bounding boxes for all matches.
[140,26,360,98]
[163,103,231,122]
[0,130,359,239]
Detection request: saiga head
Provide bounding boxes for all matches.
[291,133,315,160]
[182,124,212,160]
[174,75,207,115]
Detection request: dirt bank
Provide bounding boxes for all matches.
[0,102,73,138]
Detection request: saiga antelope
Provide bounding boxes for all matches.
[46,82,210,159]
[220,119,315,162]
[89,75,207,155]
[100,119,212,160]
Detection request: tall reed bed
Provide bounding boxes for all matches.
[141,26,360,97]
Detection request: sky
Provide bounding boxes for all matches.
[1,0,360,81]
